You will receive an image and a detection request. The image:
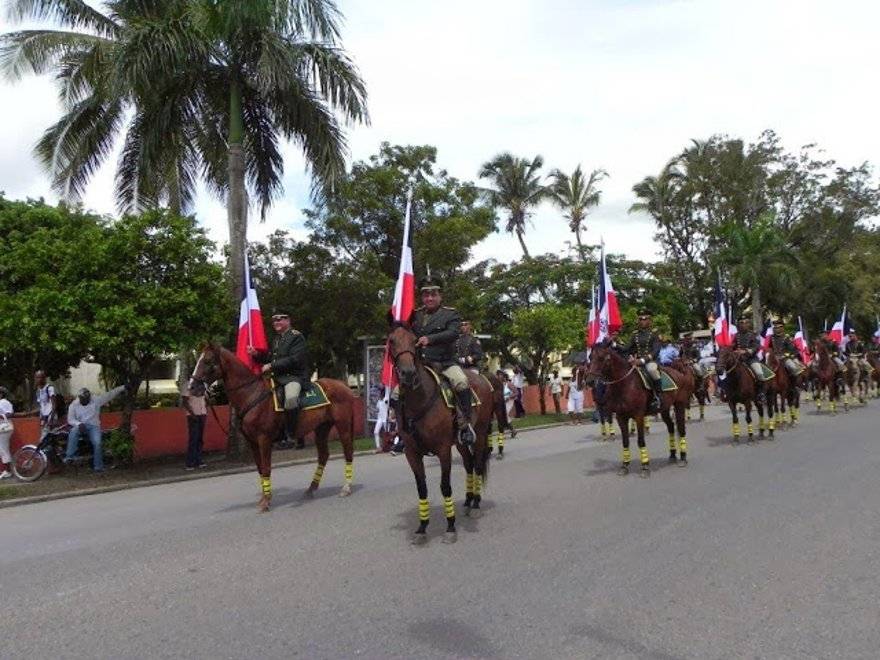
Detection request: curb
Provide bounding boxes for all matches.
[0,420,570,510]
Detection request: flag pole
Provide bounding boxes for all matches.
[244,250,253,348]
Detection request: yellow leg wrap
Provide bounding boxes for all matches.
[639,447,650,465]
[418,498,430,522]
[776,412,783,425]
[668,434,676,451]
[609,423,616,436]
[465,472,474,495]
[768,419,775,431]
[474,474,483,496]
[487,433,495,450]
[344,461,353,486]
[600,423,608,437]
[622,447,632,464]
[311,464,325,485]
[732,422,741,438]
[678,436,688,453]
[699,404,705,417]
[747,423,754,435]
[685,409,691,421]
[831,401,837,413]
[759,418,765,432]
[788,410,794,424]
[645,420,651,432]
[498,432,505,448]
[443,496,455,520]
[260,476,272,496]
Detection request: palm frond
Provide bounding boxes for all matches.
[0,29,109,81]
[7,0,119,38]
[275,0,342,42]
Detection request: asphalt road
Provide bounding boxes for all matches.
[2,401,880,660]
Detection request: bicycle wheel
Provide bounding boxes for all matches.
[12,445,48,482]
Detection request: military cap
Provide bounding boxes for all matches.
[637,308,652,318]
[419,275,443,292]
[772,319,785,327]
[271,309,290,320]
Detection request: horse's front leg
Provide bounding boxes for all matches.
[636,413,650,477]
[439,443,457,543]
[404,445,430,545]
[661,408,676,463]
[729,401,741,442]
[255,433,273,513]
[460,443,475,513]
[617,413,631,475]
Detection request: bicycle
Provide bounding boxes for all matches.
[11,423,125,482]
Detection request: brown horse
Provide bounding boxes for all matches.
[765,352,790,430]
[387,323,494,545]
[715,348,770,440]
[190,344,358,512]
[868,351,880,398]
[487,372,516,459]
[585,344,693,476]
[810,340,843,414]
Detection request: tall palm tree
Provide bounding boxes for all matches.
[1,0,368,301]
[547,165,607,261]
[478,153,547,258]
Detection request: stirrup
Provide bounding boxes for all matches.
[458,424,476,446]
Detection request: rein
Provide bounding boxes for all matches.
[388,339,443,430]
[598,364,636,386]
[194,350,271,440]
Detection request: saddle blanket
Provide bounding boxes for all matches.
[636,367,678,392]
[425,366,482,409]
[272,381,330,412]
[750,363,777,382]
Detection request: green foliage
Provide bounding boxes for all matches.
[105,427,135,465]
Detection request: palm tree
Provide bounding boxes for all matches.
[1,0,368,302]
[478,153,547,258]
[547,165,607,260]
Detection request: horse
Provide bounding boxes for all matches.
[846,356,871,405]
[764,352,791,430]
[591,382,615,440]
[868,351,880,398]
[810,340,843,414]
[487,372,516,459]
[387,323,494,545]
[715,347,769,440]
[585,344,693,476]
[190,344,358,512]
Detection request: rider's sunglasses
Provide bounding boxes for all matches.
[271,315,289,322]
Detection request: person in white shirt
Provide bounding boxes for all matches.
[512,367,525,417]
[373,392,389,453]
[0,386,14,479]
[27,370,58,441]
[549,370,563,414]
[65,386,125,471]
[566,367,586,424]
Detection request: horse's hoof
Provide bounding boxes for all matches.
[617,465,630,476]
[470,507,483,519]
[677,458,688,467]
[257,498,270,513]
[668,456,677,465]
[411,533,428,546]
[442,531,458,544]
[338,484,352,497]
[640,467,650,478]
[496,453,504,460]
[303,488,315,499]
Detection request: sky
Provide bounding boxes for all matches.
[1,0,879,265]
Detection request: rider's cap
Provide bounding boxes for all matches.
[637,308,652,318]
[271,309,290,320]
[738,315,751,323]
[419,275,443,292]
[772,319,785,327]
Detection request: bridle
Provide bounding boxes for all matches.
[191,348,271,437]
[588,349,636,386]
[387,334,440,426]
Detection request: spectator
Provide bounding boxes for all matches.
[512,367,526,418]
[374,389,389,454]
[549,370,563,414]
[497,370,515,420]
[658,336,680,365]
[182,381,208,470]
[566,368,585,425]
[65,385,125,472]
[0,386,13,479]
[29,370,58,440]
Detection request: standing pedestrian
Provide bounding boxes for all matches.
[549,370,563,414]
[566,368,585,425]
[182,381,208,470]
[28,370,58,441]
[0,386,14,479]
[512,367,526,418]
[374,388,389,453]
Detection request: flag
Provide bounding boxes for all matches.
[758,318,773,359]
[380,188,416,391]
[713,270,734,347]
[829,305,850,349]
[874,316,880,345]
[794,316,811,363]
[586,285,599,347]
[235,252,268,374]
[596,242,622,342]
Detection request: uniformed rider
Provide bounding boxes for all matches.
[768,320,804,376]
[819,333,847,380]
[409,276,476,445]
[679,331,706,379]
[623,308,663,412]
[456,320,484,372]
[248,310,310,445]
[732,316,766,403]
[845,330,872,377]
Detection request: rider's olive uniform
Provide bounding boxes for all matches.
[255,329,310,410]
[769,334,804,375]
[624,330,662,382]
[680,340,705,378]
[455,333,484,372]
[845,339,872,375]
[820,338,846,373]
[410,306,469,391]
[734,330,765,380]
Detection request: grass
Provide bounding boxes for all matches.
[0,485,17,501]
[510,412,584,429]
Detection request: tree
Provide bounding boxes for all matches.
[1,0,368,312]
[547,166,607,260]
[478,153,547,258]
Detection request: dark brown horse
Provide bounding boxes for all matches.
[387,323,494,544]
[810,340,843,414]
[190,344,358,512]
[715,348,769,440]
[868,351,880,398]
[585,344,693,476]
[765,352,790,430]
[487,372,516,459]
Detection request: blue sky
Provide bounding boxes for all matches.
[1,0,878,263]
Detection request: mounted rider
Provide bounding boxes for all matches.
[768,320,805,376]
[844,330,872,377]
[455,320,484,372]
[623,308,663,412]
[819,333,847,378]
[731,316,766,403]
[679,332,706,379]
[248,309,310,445]
[409,276,476,446]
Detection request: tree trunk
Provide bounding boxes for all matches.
[751,285,762,330]
[516,228,531,259]
[226,81,250,460]
[574,225,585,262]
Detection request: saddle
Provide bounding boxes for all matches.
[635,367,678,392]
[424,366,482,409]
[271,381,330,412]
[745,362,776,382]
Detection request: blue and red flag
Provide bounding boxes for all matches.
[713,270,735,347]
[235,252,269,374]
[596,242,621,342]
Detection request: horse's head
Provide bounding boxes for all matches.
[190,343,224,391]
[717,347,738,372]
[387,321,420,389]
[585,343,615,384]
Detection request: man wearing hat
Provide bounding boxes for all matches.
[410,276,476,445]
[623,308,663,412]
[679,332,706,379]
[456,320,484,372]
[844,330,872,378]
[248,309,310,446]
[732,316,766,402]
[769,320,804,376]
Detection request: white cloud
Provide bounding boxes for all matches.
[1,0,878,263]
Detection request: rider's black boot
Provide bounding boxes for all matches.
[756,381,766,405]
[284,408,301,446]
[455,389,476,446]
[650,380,663,413]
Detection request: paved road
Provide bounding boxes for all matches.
[3,401,880,659]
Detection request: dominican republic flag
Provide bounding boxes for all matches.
[794,316,811,363]
[828,305,851,349]
[586,285,599,347]
[380,189,416,391]
[758,318,773,358]
[713,270,735,347]
[596,242,621,342]
[235,252,268,374]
